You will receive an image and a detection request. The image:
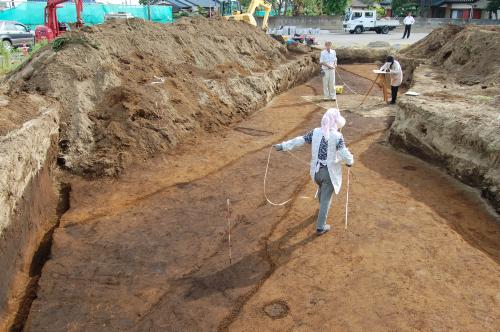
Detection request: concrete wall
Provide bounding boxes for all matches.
[264,15,343,30]
[259,15,500,32]
[410,17,500,31]
[0,108,60,331]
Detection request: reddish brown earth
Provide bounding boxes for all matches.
[23,68,499,331]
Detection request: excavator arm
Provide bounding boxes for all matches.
[223,0,272,31]
[36,0,83,41]
[45,0,83,35]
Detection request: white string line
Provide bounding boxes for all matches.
[264,146,313,206]
[344,167,350,230]
[286,150,310,166]
[336,67,361,95]
[226,199,232,264]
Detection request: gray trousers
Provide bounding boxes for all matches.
[314,166,334,230]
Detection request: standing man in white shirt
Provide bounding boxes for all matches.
[402,12,415,39]
[380,56,403,104]
[319,41,337,101]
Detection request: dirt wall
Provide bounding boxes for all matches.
[391,25,500,213]
[389,66,500,213]
[400,25,500,85]
[336,48,390,65]
[0,108,61,330]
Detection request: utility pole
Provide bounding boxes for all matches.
[147,0,151,21]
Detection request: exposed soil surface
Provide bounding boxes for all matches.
[400,25,500,85]
[0,92,55,136]
[24,69,499,331]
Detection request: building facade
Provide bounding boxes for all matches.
[431,0,493,19]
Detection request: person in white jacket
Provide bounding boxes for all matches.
[273,108,353,235]
[380,55,403,104]
[402,12,415,39]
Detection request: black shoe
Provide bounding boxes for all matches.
[390,101,396,104]
[316,224,331,235]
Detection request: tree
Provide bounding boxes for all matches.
[486,0,500,19]
[292,0,305,15]
[322,0,349,15]
[303,0,322,15]
[269,0,289,16]
[392,0,418,17]
[368,5,386,17]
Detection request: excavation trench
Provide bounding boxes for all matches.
[9,183,71,332]
[19,66,499,331]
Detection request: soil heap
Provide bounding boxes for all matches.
[400,25,500,85]
[7,17,315,177]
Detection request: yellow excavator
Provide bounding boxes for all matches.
[220,0,272,31]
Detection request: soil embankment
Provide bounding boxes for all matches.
[391,25,500,212]
[7,17,317,177]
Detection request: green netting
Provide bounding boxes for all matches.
[0,2,173,29]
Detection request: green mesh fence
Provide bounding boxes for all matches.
[0,2,173,29]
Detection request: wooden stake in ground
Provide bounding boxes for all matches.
[226,199,232,264]
[345,168,350,230]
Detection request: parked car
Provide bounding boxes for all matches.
[0,20,35,51]
[343,9,400,34]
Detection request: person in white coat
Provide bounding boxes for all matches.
[319,41,337,101]
[273,108,353,235]
[380,55,403,104]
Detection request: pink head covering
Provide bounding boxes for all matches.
[321,108,345,139]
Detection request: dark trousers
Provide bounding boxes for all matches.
[402,25,411,38]
[314,166,334,230]
[391,85,399,103]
